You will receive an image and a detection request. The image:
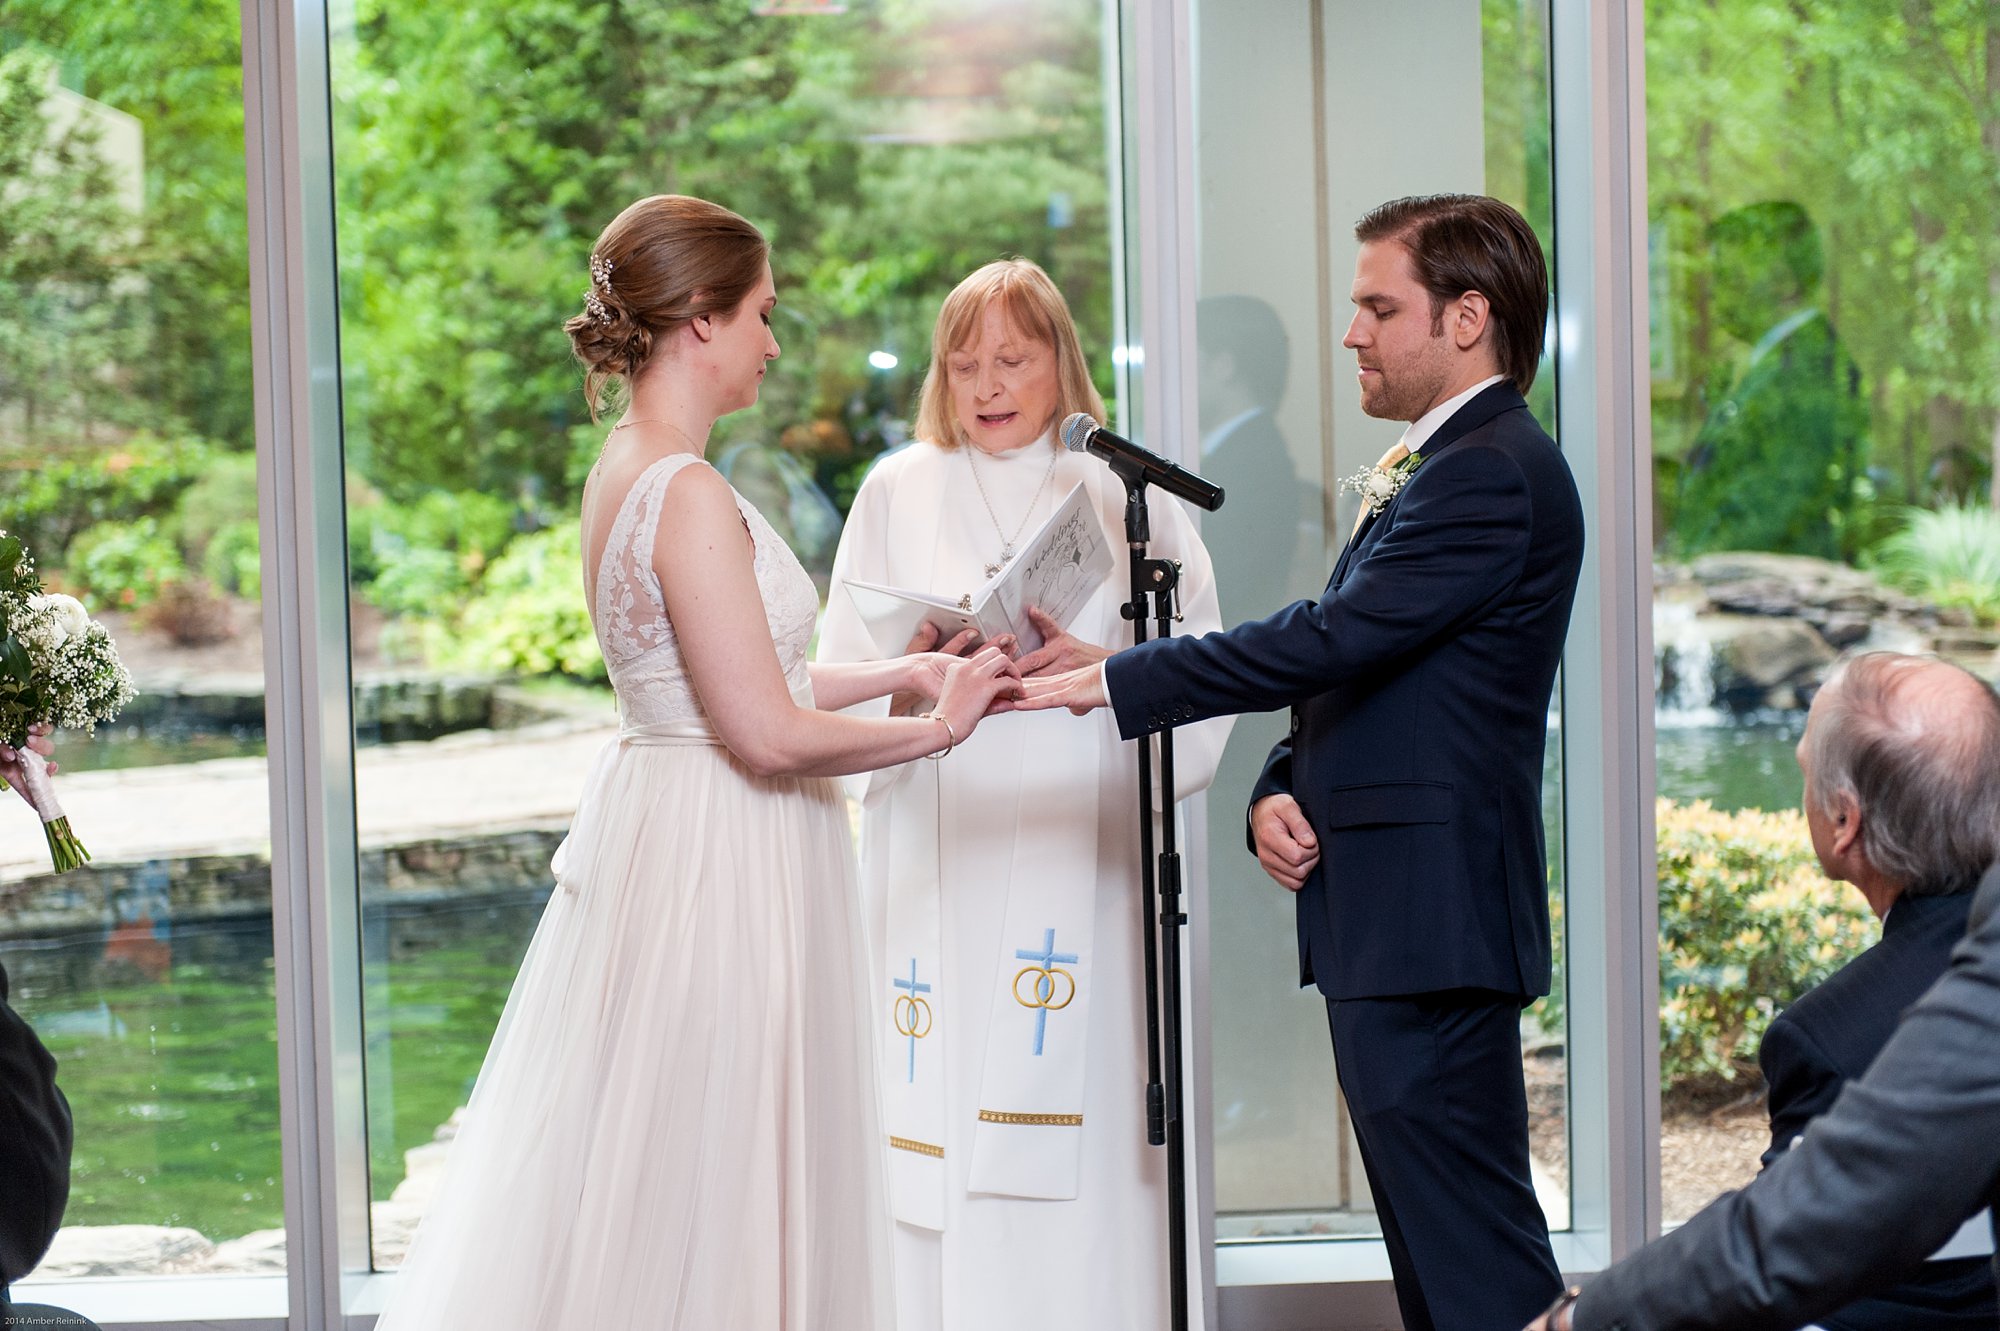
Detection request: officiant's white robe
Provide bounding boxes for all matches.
[818,437,1231,1331]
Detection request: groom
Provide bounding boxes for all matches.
[1021,193,1583,1330]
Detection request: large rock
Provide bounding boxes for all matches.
[34,1224,214,1277]
[1680,613,1837,712]
[207,1227,287,1273]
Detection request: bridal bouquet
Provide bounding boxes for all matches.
[0,529,136,871]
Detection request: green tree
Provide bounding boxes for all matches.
[0,47,133,446]
[1647,0,2000,541]
[2,0,254,450]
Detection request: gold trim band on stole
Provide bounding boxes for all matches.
[889,1135,944,1158]
[977,1110,1083,1127]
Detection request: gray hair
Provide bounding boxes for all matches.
[1804,652,2000,896]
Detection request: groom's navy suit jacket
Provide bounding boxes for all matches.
[1107,383,1584,1000]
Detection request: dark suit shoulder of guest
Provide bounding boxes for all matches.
[1758,889,1997,1331]
[1761,890,1978,1168]
[0,960,72,1287]
[1572,864,2000,1331]
[1105,382,1584,1000]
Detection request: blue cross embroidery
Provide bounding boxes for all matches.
[1013,927,1079,1056]
[892,958,933,1084]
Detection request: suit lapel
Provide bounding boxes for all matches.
[1326,383,1528,592]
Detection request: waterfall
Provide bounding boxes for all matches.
[1653,599,1722,728]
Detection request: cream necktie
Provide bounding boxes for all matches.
[1347,440,1412,542]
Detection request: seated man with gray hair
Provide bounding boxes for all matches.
[1763,652,2000,1328]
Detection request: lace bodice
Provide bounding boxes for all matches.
[590,453,818,733]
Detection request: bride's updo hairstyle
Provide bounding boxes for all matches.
[564,194,769,421]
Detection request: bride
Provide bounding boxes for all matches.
[373,195,1020,1331]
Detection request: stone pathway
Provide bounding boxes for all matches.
[1,715,621,884]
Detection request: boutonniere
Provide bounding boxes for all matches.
[1338,449,1424,517]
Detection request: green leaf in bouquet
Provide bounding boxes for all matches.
[0,631,31,686]
[0,534,22,592]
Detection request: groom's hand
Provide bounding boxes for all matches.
[1250,794,1318,891]
[1012,664,1108,715]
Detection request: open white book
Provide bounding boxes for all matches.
[842,479,1114,657]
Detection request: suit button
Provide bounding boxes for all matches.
[1289,713,1301,737]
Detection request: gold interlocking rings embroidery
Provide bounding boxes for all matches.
[894,993,934,1039]
[1012,963,1077,1011]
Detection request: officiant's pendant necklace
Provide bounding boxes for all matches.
[965,443,1061,580]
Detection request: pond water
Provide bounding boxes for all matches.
[1655,712,1805,814]
[0,892,543,1241]
[61,720,267,773]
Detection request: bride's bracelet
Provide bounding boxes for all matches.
[921,711,956,760]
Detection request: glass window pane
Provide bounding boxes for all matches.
[327,0,1119,1271]
[1197,0,1566,1244]
[1643,1,1999,1227]
[0,1,281,1289]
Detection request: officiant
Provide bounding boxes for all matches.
[818,258,1231,1331]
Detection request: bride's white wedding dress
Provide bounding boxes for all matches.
[375,452,892,1330]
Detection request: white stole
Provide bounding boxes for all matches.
[846,444,1109,1224]
[965,688,1101,1201]
[881,761,948,1228]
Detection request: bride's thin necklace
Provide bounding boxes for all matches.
[965,442,1060,580]
[608,416,703,457]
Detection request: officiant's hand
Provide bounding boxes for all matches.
[1014,607,1111,679]
[1250,794,1318,891]
[0,723,58,804]
[1012,664,1108,716]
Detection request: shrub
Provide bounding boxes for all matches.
[65,517,186,609]
[1656,798,1876,1102]
[201,519,262,599]
[366,547,468,618]
[0,436,224,560]
[174,452,260,566]
[1868,501,2000,624]
[147,578,235,646]
[443,521,603,680]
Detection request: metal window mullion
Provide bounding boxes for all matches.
[1550,0,1660,1267]
[243,1,369,1328]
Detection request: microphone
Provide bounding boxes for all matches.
[1060,413,1225,512]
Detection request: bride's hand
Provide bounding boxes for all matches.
[903,629,1016,704]
[933,646,1023,741]
[0,723,58,804]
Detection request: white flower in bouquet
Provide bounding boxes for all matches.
[0,530,138,872]
[29,593,90,645]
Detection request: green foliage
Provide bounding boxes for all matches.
[65,516,185,609]
[0,436,224,567]
[0,47,138,446]
[2,0,255,450]
[173,452,260,566]
[1647,0,2000,527]
[1869,500,2000,624]
[329,0,1110,507]
[200,519,261,600]
[1656,798,1877,1101]
[443,522,603,680]
[371,490,517,571]
[365,547,467,619]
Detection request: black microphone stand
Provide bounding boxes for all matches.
[1115,468,1191,1331]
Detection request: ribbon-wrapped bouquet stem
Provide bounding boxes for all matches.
[0,530,135,872]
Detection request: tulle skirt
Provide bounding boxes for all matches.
[374,735,894,1331]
